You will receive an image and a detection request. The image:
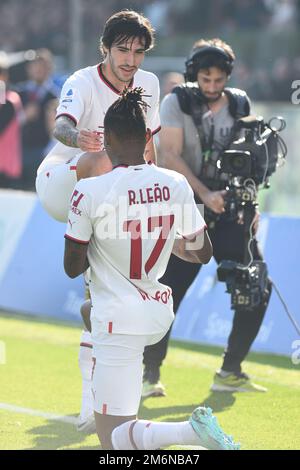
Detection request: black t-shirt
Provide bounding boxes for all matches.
[18,81,58,148]
[0,99,15,134]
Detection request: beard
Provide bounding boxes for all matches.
[203,91,223,103]
[109,57,135,84]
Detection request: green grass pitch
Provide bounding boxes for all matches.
[0,312,299,450]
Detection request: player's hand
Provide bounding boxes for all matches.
[202,189,227,214]
[77,129,103,152]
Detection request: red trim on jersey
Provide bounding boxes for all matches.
[80,342,93,349]
[56,113,78,126]
[108,322,113,334]
[102,404,107,415]
[70,165,77,171]
[46,172,50,177]
[112,164,129,170]
[182,225,207,240]
[129,421,139,450]
[152,125,161,136]
[64,234,89,245]
[97,63,134,95]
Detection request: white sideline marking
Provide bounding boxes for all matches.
[0,402,205,449]
[0,402,77,424]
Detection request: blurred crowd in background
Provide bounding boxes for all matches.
[0,0,299,194]
[0,0,299,53]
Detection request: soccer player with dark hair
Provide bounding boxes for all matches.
[63,87,240,450]
[35,10,160,432]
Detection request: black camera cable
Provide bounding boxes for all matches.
[269,278,300,337]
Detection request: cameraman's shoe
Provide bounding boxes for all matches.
[142,367,166,398]
[142,380,166,398]
[210,371,267,393]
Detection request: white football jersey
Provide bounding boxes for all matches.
[65,163,206,336]
[44,65,160,166]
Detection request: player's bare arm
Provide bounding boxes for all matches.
[160,127,225,213]
[54,116,102,152]
[64,238,90,278]
[172,230,212,264]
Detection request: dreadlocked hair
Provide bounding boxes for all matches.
[104,87,150,142]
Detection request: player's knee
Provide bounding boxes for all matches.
[95,412,134,450]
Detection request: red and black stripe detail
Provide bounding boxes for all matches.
[97,63,134,95]
[64,234,89,245]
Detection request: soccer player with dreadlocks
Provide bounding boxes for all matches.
[64,87,240,451]
[35,10,160,432]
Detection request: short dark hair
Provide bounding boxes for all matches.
[192,38,235,62]
[104,87,148,142]
[191,38,235,75]
[100,10,155,56]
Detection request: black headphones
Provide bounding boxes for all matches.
[184,45,234,82]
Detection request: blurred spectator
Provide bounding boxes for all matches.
[0,0,299,109]
[0,0,68,54]
[154,71,184,156]
[43,97,59,156]
[17,49,60,190]
[144,0,172,36]
[0,54,23,189]
[252,68,274,101]
[231,62,256,94]
[161,71,184,97]
[271,57,294,101]
[233,0,269,29]
[268,0,298,31]
[0,0,299,51]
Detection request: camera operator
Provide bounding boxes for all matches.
[143,38,271,396]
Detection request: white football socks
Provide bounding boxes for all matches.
[78,330,94,419]
[111,419,200,450]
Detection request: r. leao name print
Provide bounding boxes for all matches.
[128,184,171,206]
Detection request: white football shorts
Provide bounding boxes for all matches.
[92,331,167,416]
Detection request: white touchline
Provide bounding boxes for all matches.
[0,402,78,424]
[0,402,205,449]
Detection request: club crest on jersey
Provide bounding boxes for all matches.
[70,190,84,216]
